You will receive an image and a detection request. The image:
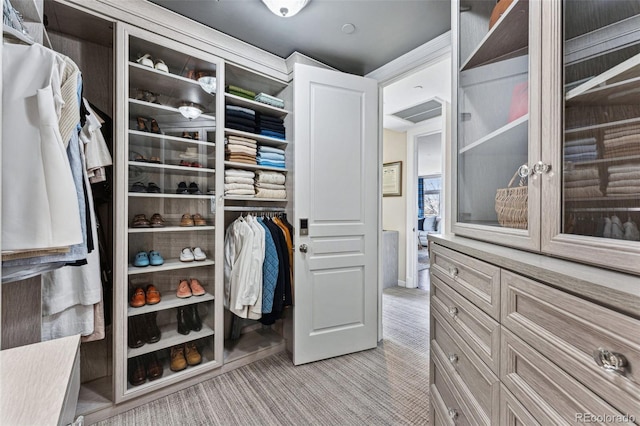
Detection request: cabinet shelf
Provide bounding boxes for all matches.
[460,0,529,71]
[223,327,285,364]
[128,161,215,174]
[225,93,289,117]
[225,196,287,202]
[128,259,215,275]
[129,99,216,127]
[565,116,640,135]
[224,161,288,172]
[128,225,215,234]
[128,293,215,317]
[459,114,528,154]
[129,130,215,148]
[224,128,288,147]
[127,323,214,359]
[128,192,215,199]
[564,154,640,167]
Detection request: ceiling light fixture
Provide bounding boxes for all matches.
[261,0,309,17]
[178,102,203,120]
[196,72,217,94]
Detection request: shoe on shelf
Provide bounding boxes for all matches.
[189,278,205,296]
[147,182,162,193]
[177,307,191,335]
[150,118,162,134]
[149,213,165,228]
[154,59,169,73]
[132,214,150,228]
[192,247,206,261]
[146,353,163,381]
[180,247,195,262]
[188,182,202,194]
[128,356,147,386]
[127,317,145,349]
[136,53,153,68]
[181,131,193,139]
[179,160,191,167]
[180,213,194,226]
[130,182,147,193]
[144,312,161,344]
[129,286,146,307]
[190,162,203,168]
[170,345,188,372]
[148,156,161,164]
[133,252,150,267]
[186,305,202,332]
[176,182,189,195]
[148,250,164,266]
[185,342,202,366]
[136,116,149,132]
[177,279,192,298]
[192,213,207,226]
[145,284,161,304]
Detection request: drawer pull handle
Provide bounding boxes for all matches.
[448,353,459,364]
[449,266,459,278]
[448,306,458,316]
[593,348,627,374]
[448,408,458,420]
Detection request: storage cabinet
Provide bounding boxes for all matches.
[451,0,640,274]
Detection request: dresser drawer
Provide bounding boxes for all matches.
[502,270,640,419]
[431,244,500,320]
[500,384,540,426]
[501,328,628,425]
[431,276,500,374]
[432,310,499,425]
[431,351,474,426]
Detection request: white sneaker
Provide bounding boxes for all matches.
[180,247,195,262]
[154,59,169,73]
[136,53,153,68]
[192,247,206,261]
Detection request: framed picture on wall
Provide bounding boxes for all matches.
[383,161,402,196]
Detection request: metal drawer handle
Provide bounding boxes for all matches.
[449,266,459,278]
[593,348,627,374]
[448,306,458,316]
[448,353,459,364]
[448,408,458,420]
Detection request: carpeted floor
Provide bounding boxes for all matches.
[97,287,430,425]
[418,248,430,271]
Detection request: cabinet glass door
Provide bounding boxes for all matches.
[453,0,539,249]
[562,1,640,243]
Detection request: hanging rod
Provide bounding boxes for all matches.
[566,207,640,213]
[225,206,286,212]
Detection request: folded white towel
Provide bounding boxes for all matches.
[225,168,255,178]
[255,188,286,199]
[225,176,255,185]
[225,183,255,191]
[255,182,286,190]
[255,170,286,184]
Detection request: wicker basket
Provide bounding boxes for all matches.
[495,170,528,229]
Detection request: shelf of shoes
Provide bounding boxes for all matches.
[127,322,214,359]
[128,225,215,234]
[127,292,215,317]
[128,258,215,275]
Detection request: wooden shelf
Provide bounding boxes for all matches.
[225,196,287,202]
[76,376,113,417]
[224,128,288,147]
[129,99,216,127]
[127,323,214,359]
[128,192,215,199]
[128,225,215,234]
[225,93,289,117]
[565,117,640,135]
[459,114,528,154]
[461,0,529,71]
[128,161,215,174]
[224,161,288,172]
[128,259,215,275]
[128,293,215,317]
[564,155,640,167]
[129,130,215,148]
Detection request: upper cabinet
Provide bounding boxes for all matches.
[451,0,640,275]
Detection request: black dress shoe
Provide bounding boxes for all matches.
[128,356,146,386]
[144,312,161,344]
[186,305,202,332]
[177,307,190,335]
[146,352,164,381]
[128,317,144,348]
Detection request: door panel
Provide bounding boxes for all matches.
[294,63,378,365]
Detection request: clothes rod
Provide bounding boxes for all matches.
[225,206,286,212]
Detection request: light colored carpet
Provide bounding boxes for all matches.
[97,287,430,425]
[418,249,430,271]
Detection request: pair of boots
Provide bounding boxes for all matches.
[128,312,161,348]
[177,305,202,335]
[128,352,163,386]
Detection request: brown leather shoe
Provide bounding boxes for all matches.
[185,342,202,366]
[149,213,165,227]
[176,279,192,298]
[146,353,163,381]
[189,278,206,296]
[170,345,187,371]
[145,284,161,305]
[180,213,194,227]
[129,287,146,308]
[192,213,207,226]
[128,357,146,386]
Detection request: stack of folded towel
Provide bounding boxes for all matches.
[256,113,285,140]
[603,124,640,159]
[606,163,640,197]
[225,169,256,197]
[564,137,598,163]
[225,135,257,165]
[226,104,256,133]
[257,145,285,169]
[227,85,256,100]
[563,165,602,199]
[255,170,286,199]
[254,92,285,109]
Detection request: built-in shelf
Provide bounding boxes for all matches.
[128,161,215,174]
[223,328,285,364]
[565,196,640,203]
[129,99,216,127]
[127,323,214,358]
[224,161,288,172]
[461,0,529,71]
[459,114,528,154]
[128,225,215,234]
[76,376,112,417]
[565,117,640,135]
[128,259,215,275]
[224,128,288,147]
[564,154,640,167]
[225,196,287,202]
[128,292,215,317]
[128,192,215,199]
[129,130,215,148]
[225,93,289,117]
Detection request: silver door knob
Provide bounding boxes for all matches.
[299,244,308,253]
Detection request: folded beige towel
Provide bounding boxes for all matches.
[255,188,286,199]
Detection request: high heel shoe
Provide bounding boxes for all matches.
[136,53,153,68]
[150,118,162,134]
[137,117,149,132]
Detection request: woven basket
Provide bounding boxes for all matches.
[495,170,528,229]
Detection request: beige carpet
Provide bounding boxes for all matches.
[97,287,430,425]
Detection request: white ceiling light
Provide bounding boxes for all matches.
[178,102,203,120]
[261,0,309,17]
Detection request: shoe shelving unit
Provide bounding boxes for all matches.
[114,23,225,403]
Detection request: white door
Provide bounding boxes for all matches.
[293,63,379,365]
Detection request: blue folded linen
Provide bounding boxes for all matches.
[260,129,285,139]
[258,152,285,161]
